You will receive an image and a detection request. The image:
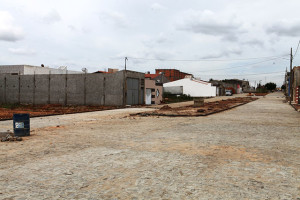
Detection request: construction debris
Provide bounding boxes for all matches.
[1,134,22,142]
[134,97,258,117]
[0,104,122,120]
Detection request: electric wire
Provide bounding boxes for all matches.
[127,54,288,62]
[197,70,285,77]
[293,40,300,58]
[195,56,286,72]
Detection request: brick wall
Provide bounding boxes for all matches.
[155,69,191,82]
[296,87,299,104]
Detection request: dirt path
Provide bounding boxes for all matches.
[0,92,299,199]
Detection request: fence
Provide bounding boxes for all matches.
[0,72,129,106]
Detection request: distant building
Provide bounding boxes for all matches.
[0,65,82,75]
[292,66,300,104]
[94,68,119,74]
[155,69,192,82]
[209,79,226,96]
[145,71,169,85]
[209,79,251,95]
[283,69,290,96]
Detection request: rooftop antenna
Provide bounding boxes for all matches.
[81,68,88,73]
[125,57,128,71]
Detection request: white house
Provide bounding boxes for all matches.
[163,77,216,97]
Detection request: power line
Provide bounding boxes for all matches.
[127,54,288,62]
[197,70,285,77]
[195,56,286,72]
[293,40,300,58]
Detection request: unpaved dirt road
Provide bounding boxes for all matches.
[0,92,299,199]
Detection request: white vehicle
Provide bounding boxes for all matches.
[225,90,232,96]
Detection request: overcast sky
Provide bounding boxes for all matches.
[1,0,300,86]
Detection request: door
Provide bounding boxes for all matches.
[126,78,139,105]
[146,89,152,105]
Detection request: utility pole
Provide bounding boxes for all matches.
[125,57,128,71]
[123,57,128,106]
[290,48,293,105]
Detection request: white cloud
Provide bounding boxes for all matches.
[177,10,244,42]
[266,19,300,37]
[8,47,36,55]
[99,10,128,28]
[0,11,24,42]
[151,3,165,11]
[43,9,61,24]
[200,47,242,59]
[143,32,170,47]
[242,39,264,47]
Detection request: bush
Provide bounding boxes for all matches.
[163,92,193,103]
[264,82,277,91]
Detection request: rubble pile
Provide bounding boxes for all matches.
[135,97,258,117]
[1,134,22,142]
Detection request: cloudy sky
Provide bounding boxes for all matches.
[1,0,300,86]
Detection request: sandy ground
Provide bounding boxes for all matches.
[0,92,299,199]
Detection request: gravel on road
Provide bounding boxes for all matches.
[0,92,299,199]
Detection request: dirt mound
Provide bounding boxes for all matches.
[159,105,172,110]
[137,97,258,117]
[0,104,122,120]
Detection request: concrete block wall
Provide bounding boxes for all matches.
[86,74,105,105]
[49,74,66,104]
[67,74,85,105]
[5,75,19,104]
[20,75,34,104]
[0,71,145,106]
[35,75,50,104]
[0,75,6,103]
[105,72,124,106]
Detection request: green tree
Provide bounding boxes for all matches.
[264,82,276,91]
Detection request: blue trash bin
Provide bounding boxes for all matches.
[13,114,30,137]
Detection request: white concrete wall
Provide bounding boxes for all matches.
[0,65,82,75]
[163,78,216,97]
[0,65,24,74]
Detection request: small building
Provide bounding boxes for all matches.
[145,72,169,85]
[0,65,82,75]
[209,79,251,95]
[283,69,290,96]
[155,69,192,82]
[144,79,163,105]
[292,66,300,104]
[163,76,216,97]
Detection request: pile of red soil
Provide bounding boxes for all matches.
[135,97,258,117]
[0,104,122,120]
